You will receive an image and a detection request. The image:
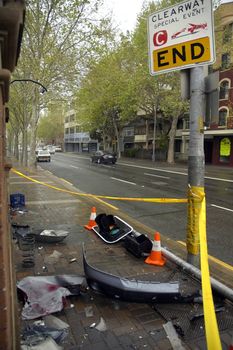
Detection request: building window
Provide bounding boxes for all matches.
[221,53,231,69]
[69,127,75,134]
[218,108,228,126]
[223,23,233,44]
[219,80,230,100]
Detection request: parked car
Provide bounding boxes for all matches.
[36,149,51,162]
[54,145,62,152]
[91,151,117,164]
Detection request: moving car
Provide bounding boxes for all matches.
[91,151,117,164]
[36,149,51,162]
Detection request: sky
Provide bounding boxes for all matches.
[103,0,145,33]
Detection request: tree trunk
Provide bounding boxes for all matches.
[167,115,179,164]
[13,133,19,160]
[28,92,39,169]
[112,117,121,159]
[22,129,28,167]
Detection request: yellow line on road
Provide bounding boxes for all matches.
[94,196,119,210]
[177,240,233,271]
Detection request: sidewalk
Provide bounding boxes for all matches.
[10,165,233,349]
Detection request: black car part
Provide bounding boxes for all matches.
[93,214,133,243]
[124,233,153,258]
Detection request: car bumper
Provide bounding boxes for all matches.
[37,157,50,162]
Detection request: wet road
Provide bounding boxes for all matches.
[39,153,233,266]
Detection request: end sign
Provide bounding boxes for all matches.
[148,0,215,75]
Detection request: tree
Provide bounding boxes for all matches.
[37,102,66,146]
[75,41,138,157]
[9,0,114,167]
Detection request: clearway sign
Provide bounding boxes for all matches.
[148,0,215,75]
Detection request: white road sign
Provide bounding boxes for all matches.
[148,0,216,75]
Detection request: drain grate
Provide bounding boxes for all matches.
[154,302,233,340]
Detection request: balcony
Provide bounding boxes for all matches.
[64,132,90,143]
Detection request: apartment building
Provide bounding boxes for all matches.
[175,1,233,166]
[64,110,98,153]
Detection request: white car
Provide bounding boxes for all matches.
[47,145,56,154]
[54,146,62,152]
[36,149,51,162]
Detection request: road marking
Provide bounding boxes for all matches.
[206,176,233,183]
[110,177,136,185]
[60,178,73,186]
[144,172,170,179]
[119,163,187,175]
[94,196,119,210]
[119,162,233,183]
[211,204,233,212]
[70,165,80,169]
[177,241,233,271]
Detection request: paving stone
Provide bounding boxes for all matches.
[13,167,233,350]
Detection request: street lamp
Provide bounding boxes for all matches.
[10,79,47,94]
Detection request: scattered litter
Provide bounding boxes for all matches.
[85,306,94,317]
[38,246,43,251]
[44,315,69,330]
[89,322,96,328]
[40,230,68,237]
[95,317,107,332]
[21,337,62,350]
[17,275,85,319]
[21,321,69,345]
[69,258,77,263]
[44,251,62,264]
[163,321,186,350]
[69,304,75,308]
[34,230,69,243]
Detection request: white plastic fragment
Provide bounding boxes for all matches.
[95,317,107,332]
[163,321,186,350]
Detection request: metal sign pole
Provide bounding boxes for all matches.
[186,66,205,266]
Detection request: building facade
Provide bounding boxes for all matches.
[64,110,98,153]
[0,2,25,349]
[174,1,233,166]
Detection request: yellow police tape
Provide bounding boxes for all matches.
[12,168,222,348]
[199,194,222,350]
[186,185,203,255]
[11,168,187,204]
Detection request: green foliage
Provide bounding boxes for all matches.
[37,104,65,144]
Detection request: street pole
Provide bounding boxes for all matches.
[186,66,206,266]
[152,105,157,162]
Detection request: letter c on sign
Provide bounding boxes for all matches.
[153,31,168,47]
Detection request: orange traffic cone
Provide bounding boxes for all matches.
[84,207,97,230]
[145,232,166,266]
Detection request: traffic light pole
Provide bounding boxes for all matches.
[186,66,206,266]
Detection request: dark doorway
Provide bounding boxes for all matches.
[204,140,213,163]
